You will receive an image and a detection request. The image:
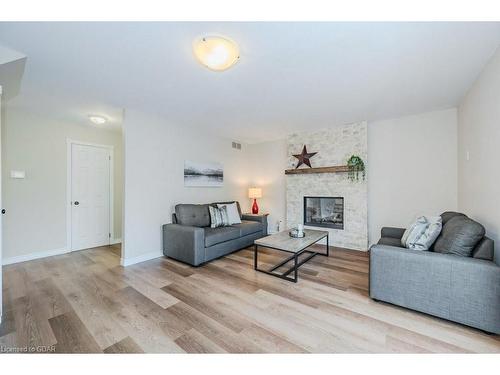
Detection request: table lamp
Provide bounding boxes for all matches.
[248,187,262,214]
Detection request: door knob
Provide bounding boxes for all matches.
[1,209,5,214]
[74,201,80,206]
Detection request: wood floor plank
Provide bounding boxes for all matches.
[162,282,251,333]
[103,336,144,353]
[109,266,179,309]
[0,306,16,337]
[49,311,102,353]
[56,274,129,349]
[11,295,57,348]
[167,302,264,353]
[174,329,227,353]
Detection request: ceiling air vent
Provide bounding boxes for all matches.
[232,141,242,150]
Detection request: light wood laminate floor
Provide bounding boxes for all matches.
[1,244,499,353]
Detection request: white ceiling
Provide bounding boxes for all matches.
[1,22,499,142]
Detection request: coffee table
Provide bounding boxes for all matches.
[254,229,329,283]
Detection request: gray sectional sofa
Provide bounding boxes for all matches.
[370,212,500,334]
[162,201,267,266]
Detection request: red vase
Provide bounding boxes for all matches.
[252,199,259,214]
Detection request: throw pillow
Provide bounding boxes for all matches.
[433,216,485,257]
[407,216,442,251]
[401,216,428,247]
[217,202,242,225]
[209,205,230,228]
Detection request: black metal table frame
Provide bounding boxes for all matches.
[254,234,329,283]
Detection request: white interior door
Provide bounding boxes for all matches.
[71,143,111,251]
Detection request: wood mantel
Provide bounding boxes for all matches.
[284,165,350,175]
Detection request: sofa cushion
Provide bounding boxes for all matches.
[434,216,485,257]
[175,204,210,227]
[472,237,494,261]
[204,226,240,247]
[440,211,467,224]
[231,220,263,237]
[378,237,404,248]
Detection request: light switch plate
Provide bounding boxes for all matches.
[10,170,26,179]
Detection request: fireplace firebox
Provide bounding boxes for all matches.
[304,196,344,230]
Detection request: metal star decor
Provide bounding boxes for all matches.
[293,145,317,169]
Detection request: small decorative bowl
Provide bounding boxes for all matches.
[289,229,305,238]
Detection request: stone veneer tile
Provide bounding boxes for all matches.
[286,122,368,251]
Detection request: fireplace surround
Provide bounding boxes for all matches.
[286,122,368,251]
[304,196,344,230]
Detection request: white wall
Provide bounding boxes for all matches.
[458,47,500,265]
[122,109,252,265]
[1,108,123,263]
[368,109,458,245]
[246,139,287,233]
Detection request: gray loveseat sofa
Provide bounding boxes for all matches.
[370,212,500,334]
[163,201,267,266]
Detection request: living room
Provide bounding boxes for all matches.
[1,1,499,373]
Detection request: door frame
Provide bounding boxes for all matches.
[66,139,114,252]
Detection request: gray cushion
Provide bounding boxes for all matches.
[440,211,467,224]
[231,220,263,237]
[472,237,494,261]
[378,237,405,248]
[204,226,240,247]
[381,227,405,239]
[434,216,485,257]
[175,204,210,227]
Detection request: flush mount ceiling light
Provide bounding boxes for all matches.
[88,115,107,125]
[193,35,240,71]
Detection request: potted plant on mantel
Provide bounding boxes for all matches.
[347,155,365,181]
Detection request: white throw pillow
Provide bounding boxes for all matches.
[408,216,442,251]
[217,203,241,225]
[401,216,428,248]
[402,216,443,251]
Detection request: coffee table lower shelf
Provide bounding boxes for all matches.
[254,233,329,283]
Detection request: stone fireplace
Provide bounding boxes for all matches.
[286,122,368,251]
[304,196,344,230]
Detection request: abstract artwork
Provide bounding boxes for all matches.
[184,160,224,187]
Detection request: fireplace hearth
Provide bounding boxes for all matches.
[304,196,344,230]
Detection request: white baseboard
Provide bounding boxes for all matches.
[3,247,70,265]
[120,250,163,267]
[111,238,122,245]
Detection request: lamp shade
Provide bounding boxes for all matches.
[248,187,262,199]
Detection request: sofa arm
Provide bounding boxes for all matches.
[163,224,205,266]
[241,214,268,235]
[370,244,500,333]
[381,226,405,239]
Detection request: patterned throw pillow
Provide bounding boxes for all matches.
[402,216,443,251]
[217,202,242,225]
[209,205,230,228]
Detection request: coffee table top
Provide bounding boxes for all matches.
[254,229,328,253]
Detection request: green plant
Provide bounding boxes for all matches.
[347,155,365,181]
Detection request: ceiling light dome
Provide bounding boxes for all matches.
[88,115,107,125]
[193,35,239,71]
